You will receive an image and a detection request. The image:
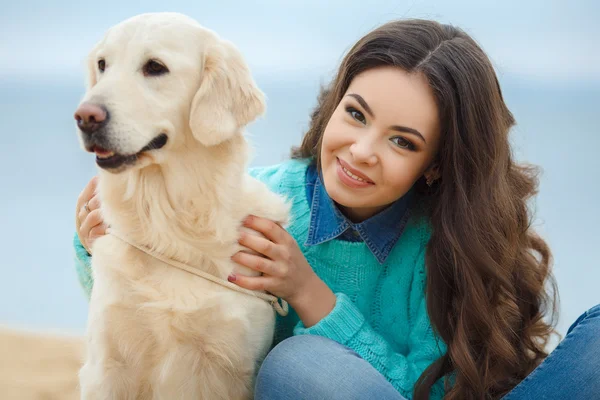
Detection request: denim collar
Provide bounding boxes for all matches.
[304,163,412,264]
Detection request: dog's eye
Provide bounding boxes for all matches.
[98,59,106,72]
[143,60,169,76]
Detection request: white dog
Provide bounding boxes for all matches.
[74,12,289,400]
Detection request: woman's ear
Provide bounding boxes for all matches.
[424,163,440,186]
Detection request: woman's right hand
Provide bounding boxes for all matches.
[75,176,107,254]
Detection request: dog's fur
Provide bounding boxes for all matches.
[76,12,289,399]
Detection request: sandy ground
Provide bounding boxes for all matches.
[0,328,83,400]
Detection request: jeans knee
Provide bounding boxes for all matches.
[254,335,404,400]
[255,336,358,399]
[260,335,326,371]
[255,336,322,398]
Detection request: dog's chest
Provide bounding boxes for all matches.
[88,234,275,346]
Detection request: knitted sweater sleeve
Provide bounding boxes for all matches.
[73,232,93,299]
[293,251,447,399]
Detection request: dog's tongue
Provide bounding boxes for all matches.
[93,146,115,158]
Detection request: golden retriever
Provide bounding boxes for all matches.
[74,12,289,400]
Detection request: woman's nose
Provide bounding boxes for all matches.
[349,134,378,166]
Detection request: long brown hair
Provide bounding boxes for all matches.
[292,19,558,399]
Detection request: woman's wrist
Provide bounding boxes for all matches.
[289,273,336,328]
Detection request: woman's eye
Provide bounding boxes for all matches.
[98,59,106,72]
[391,136,415,150]
[346,106,366,124]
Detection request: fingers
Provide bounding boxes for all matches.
[77,193,101,228]
[227,274,273,292]
[76,176,99,214]
[79,210,106,251]
[237,230,279,260]
[89,223,108,242]
[242,215,288,244]
[237,227,266,257]
[231,251,285,277]
[80,210,103,236]
[87,194,101,212]
[75,177,99,239]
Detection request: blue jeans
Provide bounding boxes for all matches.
[502,303,600,399]
[255,304,600,399]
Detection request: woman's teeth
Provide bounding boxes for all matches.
[342,166,366,182]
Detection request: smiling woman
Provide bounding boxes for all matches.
[320,67,440,221]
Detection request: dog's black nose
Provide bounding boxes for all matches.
[74,103,109,135]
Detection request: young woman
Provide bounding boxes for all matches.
[74,19,600,399]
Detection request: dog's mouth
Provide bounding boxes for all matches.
[92,133,168,170]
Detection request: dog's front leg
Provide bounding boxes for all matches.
[79,308,145,400]
[80,356,144,400]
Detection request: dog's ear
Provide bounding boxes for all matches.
[85,43,100,89]
[189,40,265,147]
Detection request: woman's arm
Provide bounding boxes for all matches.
[74,233,94,298]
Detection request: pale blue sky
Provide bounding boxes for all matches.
[1,0,599,85]
[0,1,598,341]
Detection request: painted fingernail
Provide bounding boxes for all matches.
[227,274,236,282]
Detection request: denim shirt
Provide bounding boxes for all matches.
[304,162,412,264]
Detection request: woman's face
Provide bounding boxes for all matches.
[320,66,441,222]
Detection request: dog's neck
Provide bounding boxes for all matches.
[98,135,250,269]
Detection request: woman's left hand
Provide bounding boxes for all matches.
[229,215,316,303]
[230,215,336,326]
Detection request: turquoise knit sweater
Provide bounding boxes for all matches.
[73,159,448,399]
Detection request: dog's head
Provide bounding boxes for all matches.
[75,12,265,173]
